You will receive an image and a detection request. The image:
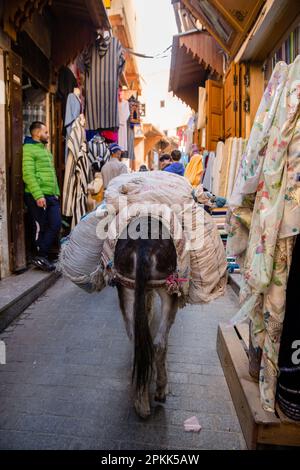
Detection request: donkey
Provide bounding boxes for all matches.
[114,216,179,418]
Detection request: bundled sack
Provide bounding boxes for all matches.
[57,205,108,292]
[105,170,193,211]
[188,206,227,304]
[105,171,227,304]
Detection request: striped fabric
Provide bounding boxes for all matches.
[62,117,90,228]
[85,37,125,130]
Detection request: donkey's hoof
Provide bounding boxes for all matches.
[134,401,151,419]
[155,393,166,403]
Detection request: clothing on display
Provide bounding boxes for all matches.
[211,141,224,196]
[64,92,81,136]
[127,120,135,160]
[197,87,206,129]
[85,37,125,130]
[202,151,215,192]
[88,134,110,170]
[62,116,90,228]
[226,55,300,413]
[118,99,130,150]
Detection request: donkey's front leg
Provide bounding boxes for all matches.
[154,289,178,402]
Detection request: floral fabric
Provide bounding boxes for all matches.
[227,55,300,412]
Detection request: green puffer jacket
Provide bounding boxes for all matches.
[22,138,60,200]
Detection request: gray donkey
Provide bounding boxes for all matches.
[114,216,179,418]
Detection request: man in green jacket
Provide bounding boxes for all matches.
[23,121,61,271]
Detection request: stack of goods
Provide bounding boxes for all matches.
[226,56,300,418]
[59,171,228,305]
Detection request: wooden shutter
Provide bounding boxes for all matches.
[4,51,26,272]
[224,62,240,139]
[205,79,223,151]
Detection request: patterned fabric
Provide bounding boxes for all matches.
[85,37,125,130]
[62,116,90,228]
[227,55,300,412]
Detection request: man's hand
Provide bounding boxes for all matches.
[36,197,46,208]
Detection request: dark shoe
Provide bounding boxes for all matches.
[31,256,55,272]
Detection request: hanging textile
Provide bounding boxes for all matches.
[88,135,110,168]
[211,141,224,196]
[85,37,125,130]
[227,55,300,412]
[218,138,233,198]
[197,87,206,129]
[65,93,81,136]
[202,151,215,192]
[118,99,130,150]
[62,116,90,228]
[226,138,239,200]
[127,120,135,160]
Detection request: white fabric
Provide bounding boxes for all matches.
[197,87,206,129]
[118,100,130,150]
[211,141,224,195]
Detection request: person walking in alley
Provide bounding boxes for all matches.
[159,153,172,170]
[23,121,61,272]
[184,144,204,188]
[163,149,185,176]
[101,143,128,189]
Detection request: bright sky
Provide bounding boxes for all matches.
[134,0,191,133]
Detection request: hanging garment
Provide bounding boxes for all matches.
[118,99,130,150]
[65,93,81,136]
[211,141,224,196]
[197,87,206,129]
[64,93,82,162]
[85,37,125,130]
[62,116,90,228]
[88,135,110,174]
[127,120,135,160]
[277,235,300,420]
[226,138,239,200]
[202,152,215,192]
[184,154,203,188]
[228,56,300,412]
[229,60,289,208]
[218,138,233,198]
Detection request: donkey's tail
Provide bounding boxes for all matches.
[132,241,154,390]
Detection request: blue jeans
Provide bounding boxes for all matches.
[24,193,61,258]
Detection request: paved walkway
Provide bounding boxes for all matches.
[0,278,246,450]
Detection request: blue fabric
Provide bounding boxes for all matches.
[163,162,185,176]
[24,193,61,258]
[86,130,99,142]
[24,136,39,144]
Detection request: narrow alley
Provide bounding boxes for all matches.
[0,278,245,450]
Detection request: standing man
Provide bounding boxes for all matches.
[23,121,61,271]
[101,143,128,189]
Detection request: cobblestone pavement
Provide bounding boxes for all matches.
[0,278,246,450]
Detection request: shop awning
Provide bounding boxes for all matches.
[169,30,223,110]
[2,0,111,67]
